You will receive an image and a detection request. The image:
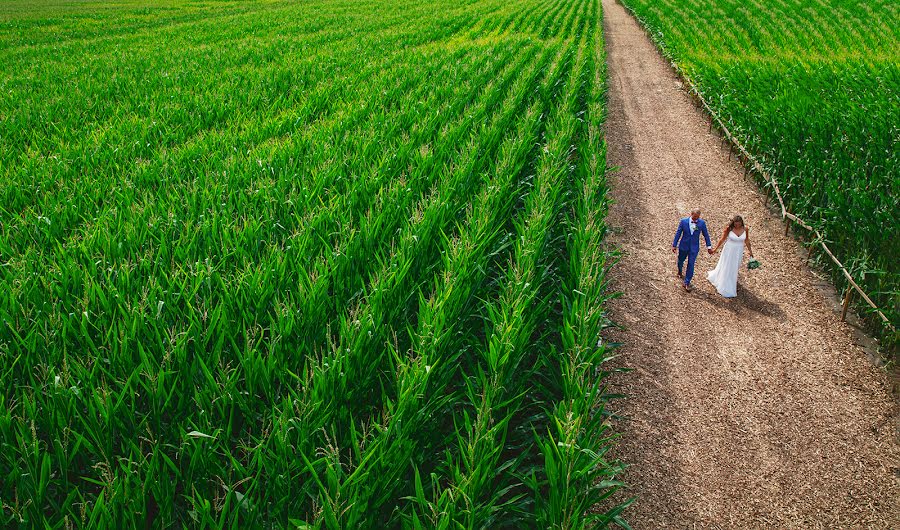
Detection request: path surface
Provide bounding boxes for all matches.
[600,0,900,527]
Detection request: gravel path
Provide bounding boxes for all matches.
[600,0,900,527]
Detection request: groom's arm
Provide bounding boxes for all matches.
[672,220,684,250]
[701,223,713,252]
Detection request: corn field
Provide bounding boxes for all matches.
[620,0,900,350]
[0,0,628,527]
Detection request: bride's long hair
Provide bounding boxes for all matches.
[725,215,745,234]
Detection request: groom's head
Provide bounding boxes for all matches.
[690,208,701,221]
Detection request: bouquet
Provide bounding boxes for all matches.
[747,258,761,270]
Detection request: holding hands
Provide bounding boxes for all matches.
[673,210,757,297]
[673,245,713,255]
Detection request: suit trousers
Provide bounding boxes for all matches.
[678,248,698,285]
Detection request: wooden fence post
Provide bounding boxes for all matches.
[784,218,791,236]
[807,244,815,263]
[764,186,771,207]
[841,287,853,322]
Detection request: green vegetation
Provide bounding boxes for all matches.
[0,0,627,527]
[620,0,899,347]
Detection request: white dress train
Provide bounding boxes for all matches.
[707,231,746,298]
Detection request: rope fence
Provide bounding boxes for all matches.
[615,0,895,333]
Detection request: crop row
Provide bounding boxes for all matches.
[0,0,626,527]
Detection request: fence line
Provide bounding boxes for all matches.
[615,0,895,332]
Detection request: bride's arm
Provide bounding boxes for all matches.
[745,228,753,258]
[713,227,728,252]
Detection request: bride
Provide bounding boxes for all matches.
[707,215,754,298]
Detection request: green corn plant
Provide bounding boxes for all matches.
[0,0,628,527]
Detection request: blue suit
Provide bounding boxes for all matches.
[672,217,712,285]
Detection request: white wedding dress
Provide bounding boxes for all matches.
[707,230,746,297]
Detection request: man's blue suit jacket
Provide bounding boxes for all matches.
[673,217,712,254]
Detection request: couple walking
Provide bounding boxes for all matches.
[672,208,754,296]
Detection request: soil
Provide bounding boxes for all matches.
[600,0,900,527]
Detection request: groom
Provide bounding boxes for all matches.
[671,208,713,292]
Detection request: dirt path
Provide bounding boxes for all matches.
[600,0,900,527]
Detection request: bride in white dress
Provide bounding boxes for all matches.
[707,215,754,298]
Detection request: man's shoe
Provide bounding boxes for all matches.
[683,283,692,292]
